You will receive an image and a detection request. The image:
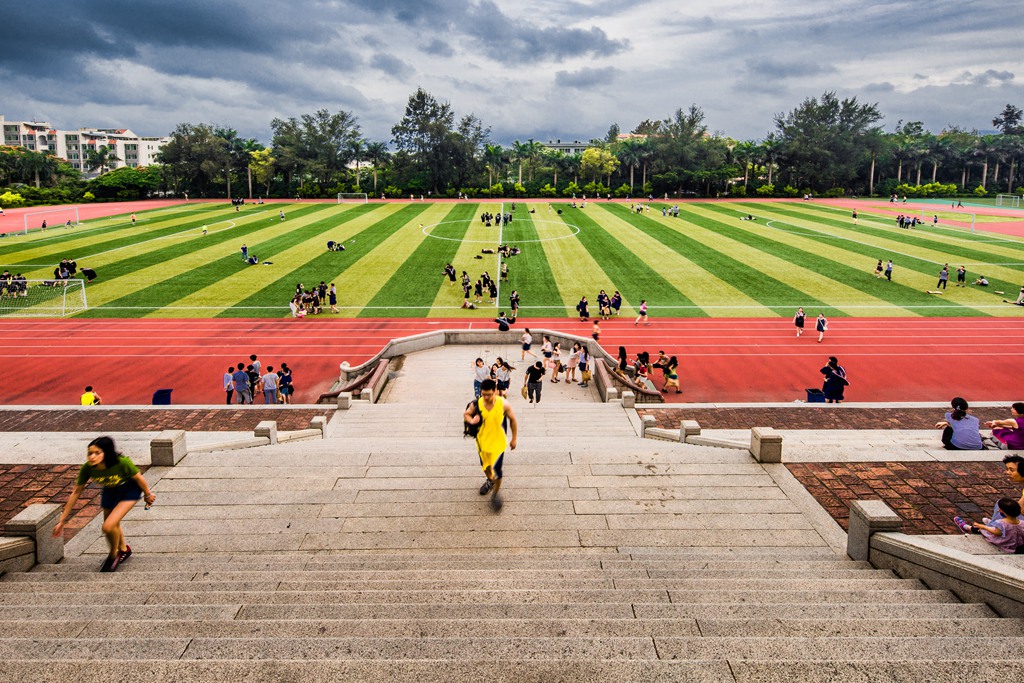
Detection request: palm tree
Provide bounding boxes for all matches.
[510,140,532,185]
[527,139,546,182]
[348,139,365,189]
[483,143,505,189]
[18,149,59,188]
[760,134,781,186]
[364,141,390,194]
[84,147,120,176]
[616,139,642,191]
[241,139,263,198]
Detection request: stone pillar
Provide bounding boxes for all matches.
[254,420,278,444]
[621,391,636,409]
[5,503,64,565]
[336,392,352,410]
[606,387,618,402]
[150,430,187,467]
[640,415,656,438]
[359,388,372,402]
[310,416,327,436]
[749,427,783,463]
[847,500,903,562]
[680,420,701,442]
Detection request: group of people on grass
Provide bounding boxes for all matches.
[0,270,27,297]
[290,281,338,317]
[223,353,295,405]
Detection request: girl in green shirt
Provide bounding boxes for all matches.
[53,436,155,572]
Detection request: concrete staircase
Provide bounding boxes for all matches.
[2,345,1022,680]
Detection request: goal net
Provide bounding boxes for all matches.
[0,278,88,317]
[337,193,369,204]
[996,194,1021,208]
[23,206,81,235]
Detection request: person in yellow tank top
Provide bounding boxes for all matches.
[464,379,518,511]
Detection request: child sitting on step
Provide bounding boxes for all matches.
[954,498,1024,553]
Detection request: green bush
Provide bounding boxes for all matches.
[562,182,581,197]
[382,185,403,198]
[894,182,958,198]
[755,184,774,197]
[513,182,526,197]
[973,184,988,197]
[614,183,631,198]
[0,191,25,207]
[582,181,609,196]
[782,185,800,198]
[490,182,504,197]
[730,185,747,198]
[82,191,95,202]
[538,184,557,198]
[821,187,845,198]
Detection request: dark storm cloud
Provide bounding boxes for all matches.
[370,53,414,78]
[422,39,455,57]
[953,69,1015,86]
[554,67,620,89]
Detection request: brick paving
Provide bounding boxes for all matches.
[786,461,1018,535]
[0,409,335,433]
[0,464,149,541]
[638,406,1007,431]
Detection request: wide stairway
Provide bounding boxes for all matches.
[2,345,1021,680]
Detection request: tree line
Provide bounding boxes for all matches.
[2,89,1023,206]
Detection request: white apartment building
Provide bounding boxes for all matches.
[542,139,590,155]
[1,115,170,176]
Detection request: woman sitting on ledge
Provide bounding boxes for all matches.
[935,397,984,450]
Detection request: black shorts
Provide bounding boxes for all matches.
[497,380,510,391]
[100,480,142,509]
[522,343,531,350]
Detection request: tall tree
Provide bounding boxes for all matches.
[993,104,1024,135]
[156,123,229,196]
[364,141,390,193]
[84,147,121,176]
[248,148,276,197]
[774,92,883,191]
[271,108,361,191]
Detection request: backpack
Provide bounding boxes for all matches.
[464,399,481,438]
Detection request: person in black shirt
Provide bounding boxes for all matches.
[523,361,546,404]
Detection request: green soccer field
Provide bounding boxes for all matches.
[1,199,1023,319]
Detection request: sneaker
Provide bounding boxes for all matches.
[490,491,504,511]
[479,479,493,495]
[118,545,132,563]
[100,555,120,573]
[953,516,973,534]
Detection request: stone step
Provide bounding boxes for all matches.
[1,635,1020,661]
[0,601,993,623]
[0,588,955,606]
[0,577,921,593]
[0,659,741,682]
[32,558,873,573]
[15,567,893,582]
[2,616,1018,639]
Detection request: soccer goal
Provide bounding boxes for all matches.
[996,194,1022,208]
[23,206,81,234]
[337,193,369,204]
[0,278,88,317]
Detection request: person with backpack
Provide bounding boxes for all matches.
[464,379,518,511]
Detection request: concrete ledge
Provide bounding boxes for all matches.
[150,430,187,467]
[847,500,903,562]
[870,531,1024,617]
[644,427,682,443]
[278,429,323,443]
[621,391,635,409]
[640,415,656,438]
[188,437,272,453]
[0,537,35,574]
[358,388,372,401]
[750,427,783,463]
[254,420,278,445]
[684,435,748,450]
[336,392,352,410]
[4,503,63,566]
[681,420,701,439]
[309,416,328,435]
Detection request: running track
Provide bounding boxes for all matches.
[1,316,1022,405]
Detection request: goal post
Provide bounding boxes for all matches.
[23,206,81,234]
[337,192,369,204]
[996,194,1022,208]
[0,278,88,317]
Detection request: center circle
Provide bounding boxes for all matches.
[421,219,581,243]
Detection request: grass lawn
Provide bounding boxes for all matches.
[1,199,1022,319]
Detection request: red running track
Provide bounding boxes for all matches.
[1,316,1022,405]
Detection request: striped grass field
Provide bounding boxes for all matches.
[1,199,1022,319]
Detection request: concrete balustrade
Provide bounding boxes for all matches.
[254,420,278,445]
[749,427,783,463]
[150,430,187,467]
[847,500,903,562]
[4,503,64,566]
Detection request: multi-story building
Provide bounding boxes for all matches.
[542,139,590,156]
[1,115,169,176]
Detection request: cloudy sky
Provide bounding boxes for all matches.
[3,0,1021,146]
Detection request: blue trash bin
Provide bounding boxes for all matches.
[805,388,825,403]
[152,389,173,405]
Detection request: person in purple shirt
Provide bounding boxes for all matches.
[985,402,1024,450]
